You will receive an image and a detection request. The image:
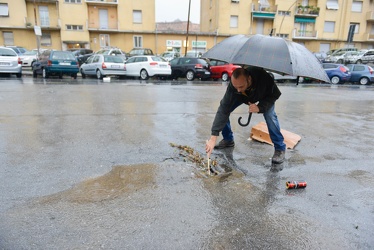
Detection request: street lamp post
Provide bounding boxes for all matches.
[184,0,192,57]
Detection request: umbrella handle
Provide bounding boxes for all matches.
[238,113,252,127]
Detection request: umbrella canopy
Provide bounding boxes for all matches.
[202,34,330,83]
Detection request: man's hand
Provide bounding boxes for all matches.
[249,102,259,113]
[205,136,217,158]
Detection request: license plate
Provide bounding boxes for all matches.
[111,65,120,68]
[159,64,167,68]
[0,62,10,66]
[205,72,210,75]
[59,62,71,65]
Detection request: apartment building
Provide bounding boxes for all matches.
[200,0,374,53]
[0,0,373,54]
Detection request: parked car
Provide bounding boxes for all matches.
[32,50,79,79]
[345,64,374,85]
[324,51,348,64]
[313,52,327,63]
[79,54,126,79]
[68,48,93,66]
[184,50,203,57]
[209,59,241,81]
[355,49,374,64]
[169,57,210,81]
[330,47,358,56]
[161,51,180,61]
[124,55,171,80]
[267,71,304,83]
[127,48,154,58]
[0,46,22,78]
[6,46,28,55]
[322,63,351,84]
[95,48,127,62]
[19,50,38,67]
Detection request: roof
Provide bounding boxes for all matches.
[156,20,200,33]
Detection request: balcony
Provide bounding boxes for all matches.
[365,33,374,41]
[25,0,58,2]
[293,29,318,39]
[367,11,374,22]
[85,0,118,5]
[295,5,320,17]
[251,4,277,19]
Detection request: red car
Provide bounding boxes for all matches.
[209,59,241,81]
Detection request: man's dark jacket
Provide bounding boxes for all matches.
[211,67,281,136]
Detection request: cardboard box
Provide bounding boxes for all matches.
[249,122,301,149]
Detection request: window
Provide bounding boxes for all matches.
[64,0,82,3]
[276,33,289,38]
[39,6,50,27]
[66,25,83,31]
[324,21,335,32]
[326,0,339,10]
[350,23,360,33]
[41,33,51,46]
[99,34,110,47]
[133,10,142,23]
[0,3,9,16]
[278,11,291,16]
[351,1,362,12]
[230,15,238,28]
[3,32,14,46]
[133,36,143,48]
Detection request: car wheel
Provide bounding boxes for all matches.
[331,76,340,84]
[356,60,362,64]
[42,68,49,79]
[80,69,86,79]
[96,70,103,79]
[186,70,195,81]
[32,70,37,78]
[140,69,149,80]
[221,72,229,82]
[16,73,22,78]
[359,77,369,85]
[72,74,77,79]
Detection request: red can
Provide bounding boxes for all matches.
[286,181,307,189]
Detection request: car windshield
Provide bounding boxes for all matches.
[52,51,75,60]
[104,55,123,63]
[0,48,17,56]
[130,49,142,55]
[151,56,166,62]
[23,51,37,55]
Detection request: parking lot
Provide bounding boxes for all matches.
[0,76,374,249]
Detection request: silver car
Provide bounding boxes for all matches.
[79,54,126,79]
[0,47,22,78]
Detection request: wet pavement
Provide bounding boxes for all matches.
[0,76,374,249]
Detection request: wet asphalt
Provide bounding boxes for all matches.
[0,75,374,249]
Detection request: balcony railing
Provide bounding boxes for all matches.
[251,3,277,13]
[25,0,58,3]
[366,11,374,22]
[85,0,118,4]
[293,29,318,39]
[365,33,374,40]
[295,6,320,16]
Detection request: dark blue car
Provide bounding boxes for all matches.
[32,50,79,79]
[322,63,351,84]
[346,64,374,85]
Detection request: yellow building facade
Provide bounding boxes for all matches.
[0,0,373,55]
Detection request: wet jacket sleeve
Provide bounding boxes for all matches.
[211,84,237,136]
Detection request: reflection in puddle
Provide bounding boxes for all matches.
[39,164,156,204]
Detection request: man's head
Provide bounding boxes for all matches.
[231,68,252,93]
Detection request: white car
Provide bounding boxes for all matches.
[0,46,22,77]
[267,71,304,83]
[20,50,38,67]
[79,54,126,79]
[124,55,171,80]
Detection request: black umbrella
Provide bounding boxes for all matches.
[202,34,330,83]
[203,34,330,126]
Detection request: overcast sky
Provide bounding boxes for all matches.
[155,0,201,23]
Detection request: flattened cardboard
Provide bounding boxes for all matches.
[249,122,301,149]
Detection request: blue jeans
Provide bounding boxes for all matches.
[221,101,286,151]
